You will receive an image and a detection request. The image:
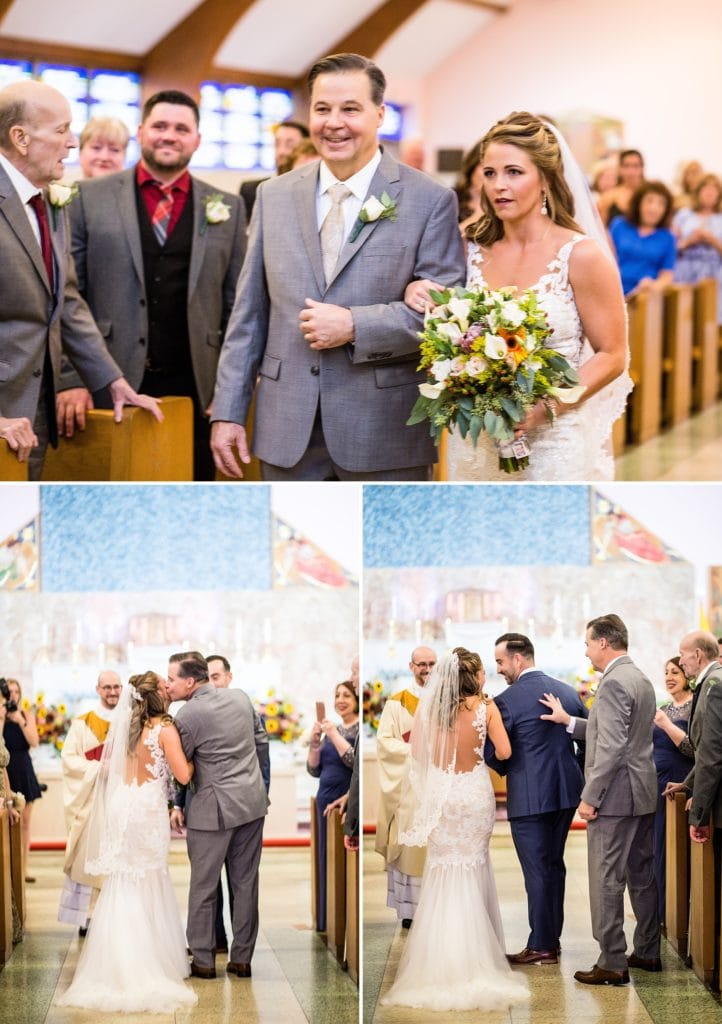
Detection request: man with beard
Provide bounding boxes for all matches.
[375,646,437,928]
[58,90,246,479]
[58,670,122,934]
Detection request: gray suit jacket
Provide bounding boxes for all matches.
[175,684,269,831]
[685,663,722,826]
[572,655,657,816]
[211,150,466,472]
[61,168,246,408]
[0,164,121,423]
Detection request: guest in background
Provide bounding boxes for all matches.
[306,680,359,931]
[0,699,23,943]
[652,656,694,925]
[399,138,425,172]
[675,159,705,210]
[283,139,319,173]
[78,116,129,178]
[610,181,676,296]
[240,119,309,221]
[673,174,722,323]
[590,155,619,218]
[599,148,645,224]
[453,140,483,232]
[2,678,42,882]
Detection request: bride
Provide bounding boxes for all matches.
[56,671,197,1013]
[381,648,529,1012]
[406,112,632,481]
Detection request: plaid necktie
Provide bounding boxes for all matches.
[152,182,175,245]
[320,182,352,284]
[27,192,54,291]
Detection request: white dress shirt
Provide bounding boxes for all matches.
[0,152,43,245]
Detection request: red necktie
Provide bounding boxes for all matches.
[152,183,174,245]
[27,192,55,291]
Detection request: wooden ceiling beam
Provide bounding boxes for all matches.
[0,35,142,71]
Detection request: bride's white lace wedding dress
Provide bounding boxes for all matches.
[381,703,529,1012]
[447,235,631,481]
[56,724,196,1013]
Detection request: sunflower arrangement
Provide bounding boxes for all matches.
[254,688,304,743]
[26,694,71,751]
[573,666,602,711]
[363,680,387,733]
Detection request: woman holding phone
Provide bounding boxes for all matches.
[306,680,359,931]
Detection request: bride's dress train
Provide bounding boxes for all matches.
[56,725,196,1013]
[381,703,529,1012]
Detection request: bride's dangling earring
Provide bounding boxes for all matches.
[540,191,548,216]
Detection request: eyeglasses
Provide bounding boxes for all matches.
[98,686,122,692]
[412,661,436,669]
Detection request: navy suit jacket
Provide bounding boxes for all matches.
[486,669,587,819]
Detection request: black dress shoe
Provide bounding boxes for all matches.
[507,947,558,965]
[78,926,88,938]
[401,918,412,929]
[627,953,662,972]
[226,961,252,977]
[574,965,629,985]
[190,961,217,979]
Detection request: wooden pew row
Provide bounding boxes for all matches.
[0,808,12,963]
[345,841,359,983]
[665,792,690,957]
[0,443,29,481]
[326,807,347,963]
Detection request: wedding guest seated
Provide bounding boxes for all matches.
[78,116,129,178]
[599,148,645,225]
[674,159,705,210]
[651,656,694,926]
[610,181,676,296]
[2,678,42,882]
[306,680,359,931]
[399,138,425,172]
[673,174,722,323]
[590,155,619,219]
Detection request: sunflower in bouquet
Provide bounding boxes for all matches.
[255,688,304,743]
[407,285,585,472]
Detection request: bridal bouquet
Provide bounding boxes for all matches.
[407,285,585,472]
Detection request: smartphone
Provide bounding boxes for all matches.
[315,701,326,722]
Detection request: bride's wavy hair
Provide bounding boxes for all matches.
[467,112,583,247]
[127,671,172,754]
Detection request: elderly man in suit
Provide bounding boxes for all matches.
[0,79,160,477]
[487,633,587,966]
[58,89,246,480]
[210,52,465,481]
[540,614,659,986]
[167,651,269,980]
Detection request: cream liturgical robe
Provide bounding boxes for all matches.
[61,710,112,887]
[375,690,427,878]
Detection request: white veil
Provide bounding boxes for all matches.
[399,651,460,847]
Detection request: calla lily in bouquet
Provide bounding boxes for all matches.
[407,285,586,472]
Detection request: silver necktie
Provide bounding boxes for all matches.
[320,183,352,284]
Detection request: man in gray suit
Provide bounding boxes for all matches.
[0,79,160,477]
[59,90,246,480]
[210,52,465,481]
[540,614,659,985]
[167,651,269,980]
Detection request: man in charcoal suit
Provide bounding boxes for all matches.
[167,651,269,980]
[486,633,586,965]
[540,614,659,985]
[210,52,465,481]
[0,79,159,477]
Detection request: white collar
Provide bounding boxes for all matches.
[318,148,382,203]
[695,660,719,687]
[0,152,42,205]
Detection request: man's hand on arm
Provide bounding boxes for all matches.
[210,422,251,479]
[538,692,572,726]
[299,299,354,350]
[56,388,94,437]
[0,417,38,462]
[107,379,163,424]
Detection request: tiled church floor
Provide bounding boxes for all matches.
[616,402,722,480]
[0,845,357,1024]
[364,827,722,1024]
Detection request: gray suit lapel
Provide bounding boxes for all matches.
[0,168,51,293]
[328,151,402,288]
[294,165,325,295]
[188,177,207,299]
[116,171,144,285]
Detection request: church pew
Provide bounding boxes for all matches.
[41,395,193,481]
[626,289,664,445]
[345,842,359,983]
[665,792,690,957]
[688,819,716,986]
[326,807,347,964]
[662,285,693,427]
[0,443,29,481]
[9,816,24,927]
[692,278,718,411]
[0,808,13,963]
[310,796,320,932]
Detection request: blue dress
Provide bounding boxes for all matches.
[3,719,42,802]
[307,722,358,932]
[609,216,676,296]
[652,699,693,923]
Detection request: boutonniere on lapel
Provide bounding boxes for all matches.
[201,193,231,235]
[47,182,78,229]
[348,191,398,242]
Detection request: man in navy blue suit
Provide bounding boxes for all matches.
[486,633,587,965]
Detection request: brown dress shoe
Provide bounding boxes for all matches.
[627,953,662,972]
[226,961,252,977]
[507,947,558,965]
[574,965,629,985]
[190,961,217,979]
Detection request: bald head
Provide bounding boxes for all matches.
[0,79,75,186]
[96,669,122,710]
[409,645,437,687]
[679,629,719,683]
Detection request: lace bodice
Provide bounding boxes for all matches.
[143,724,176,801]
[447,236,632,482]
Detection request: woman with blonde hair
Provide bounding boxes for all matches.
[78,116,129,178]
[406,111,631,481]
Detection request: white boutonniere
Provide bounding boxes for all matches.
[349,191,397,242]
[47,181,78,228]
[201,193,231,235]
